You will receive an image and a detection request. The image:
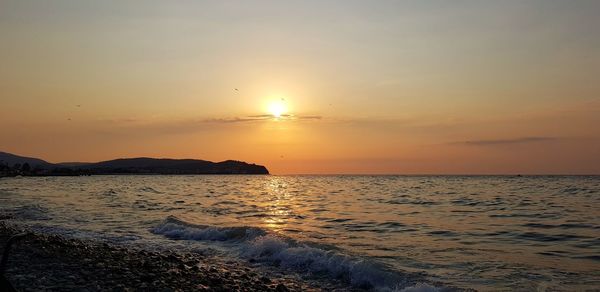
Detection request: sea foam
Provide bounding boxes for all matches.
[151,216,438,291]
[151,215,266,241]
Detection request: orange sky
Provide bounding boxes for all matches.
[1,1,599,174]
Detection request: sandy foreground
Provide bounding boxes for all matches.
[0,221,343,292]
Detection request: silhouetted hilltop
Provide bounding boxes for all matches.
[0,152,269,176]
[0,151,54,169]
[76,158,269,174]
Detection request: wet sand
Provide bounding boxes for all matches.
[0,222,332,291]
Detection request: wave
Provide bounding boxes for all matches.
[138,186,163,194]
[100,189,118,196]
[241,235,411,289]
[397,284,442,292]
[151,216,267,242]
[522,222,598,230]
[151,216,442,291]
[1,204,52,221]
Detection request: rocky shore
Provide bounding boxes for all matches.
[0,222,328,291]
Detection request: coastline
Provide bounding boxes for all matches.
[0,222,324,291]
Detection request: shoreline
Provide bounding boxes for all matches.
[0,222,327,291]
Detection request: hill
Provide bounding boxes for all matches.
[76,158,269,174]
[0,152,269,176]
[0,151,55,169]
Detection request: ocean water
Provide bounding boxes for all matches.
[0,175,598,291]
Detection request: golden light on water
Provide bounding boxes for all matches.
[262,177,292,232]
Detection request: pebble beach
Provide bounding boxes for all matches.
[0,221,328,292]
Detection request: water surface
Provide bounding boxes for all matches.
[1,175,598,291]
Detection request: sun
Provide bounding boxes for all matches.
[268,99,287,118]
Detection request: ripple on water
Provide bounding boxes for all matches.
[1,175,598,291]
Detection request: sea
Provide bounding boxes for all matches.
[0,175,598,291]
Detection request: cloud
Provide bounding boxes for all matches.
[203,114,322,123]
[202,117,265,123]
[88,113,326,137]
[457,136,559,146]
[296,115,322,120]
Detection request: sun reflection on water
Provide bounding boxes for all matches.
[262,177,293,232]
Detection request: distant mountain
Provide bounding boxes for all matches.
[0,151,269,175]
[0,151,54,168]
[76,157,269,175]
[57,162,92,167]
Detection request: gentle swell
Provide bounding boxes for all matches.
[2,204,52,221]
[151,216,438,291]
[151,215,266,241]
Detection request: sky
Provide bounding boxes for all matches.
[1,0,599,174]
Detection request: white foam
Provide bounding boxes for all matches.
[151,216,438,291]
[396,283,442,292]
[241,234,408,289]
[151,216,266,241]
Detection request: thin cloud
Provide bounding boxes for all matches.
[92,113,326,136]
[206,114,322,123]
[457,137,559,146]
[246,114,275,119]
[296,115,322,120]
[202,117,264,123]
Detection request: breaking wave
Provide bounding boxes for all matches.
[152,216,439,291]
[151,215,267,241]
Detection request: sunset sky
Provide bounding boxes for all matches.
[1,1,599,174]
